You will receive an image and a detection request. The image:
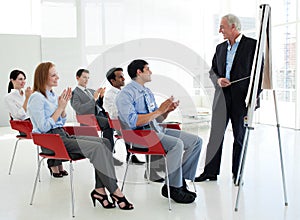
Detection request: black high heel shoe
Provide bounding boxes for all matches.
[60,170,68,176]
[110,194,134,210]
[48,167,63,178]
[90,190,115,209]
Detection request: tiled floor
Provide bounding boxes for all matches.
[0,123,299,220]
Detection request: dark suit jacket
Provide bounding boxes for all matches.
[209,35,257,108]
[71,87,105,116]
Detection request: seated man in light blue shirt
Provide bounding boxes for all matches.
[116,59,202,204]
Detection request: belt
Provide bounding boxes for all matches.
[135,124,151,130]
[46,127,67,136]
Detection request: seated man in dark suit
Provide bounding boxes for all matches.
[70,68,123,166]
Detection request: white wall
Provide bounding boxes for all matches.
[40,37,83,123]
[0,34,41,126]
[0,35,83,126]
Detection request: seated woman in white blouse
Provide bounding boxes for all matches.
[5,70,32,121]
[5,69,67,178]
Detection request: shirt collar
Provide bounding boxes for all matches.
[46,89,55,97]
[10,89,20,94]
[110,86,121,93]
[131,80,147,93]
[77,85,86,91]
[227,33,243,46]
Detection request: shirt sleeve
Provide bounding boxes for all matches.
[116,90,138,129]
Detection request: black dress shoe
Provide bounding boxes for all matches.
[144,171,165,183]
[113,157,123,166]
[130,155,145,165]
[194,173,217,182]
[161,184,195,204]
[182,179,197,197]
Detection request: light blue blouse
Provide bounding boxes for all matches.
[27,90,67,133]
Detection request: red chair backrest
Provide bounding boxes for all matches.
[121,129,166,155]
[105,112,122,131]
[32,133,71,160]
[76,114,101,131]
[9,120,33,139]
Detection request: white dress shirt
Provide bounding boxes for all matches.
[4,89,30,120]
[103,86,120,119]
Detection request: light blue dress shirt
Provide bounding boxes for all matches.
[225,34,242,80]
[27,90,67,133]
[116,80,157,129]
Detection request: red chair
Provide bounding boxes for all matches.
[76,114,102,137]
[121,129,172,210]
[105,112,123,150]
[8,120,36,175]
[30,126,98,217]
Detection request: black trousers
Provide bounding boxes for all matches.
[95,115,114,149]
[204,88,247,177]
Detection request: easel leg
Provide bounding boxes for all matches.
[234,128,250,211]
[273,90,288,206]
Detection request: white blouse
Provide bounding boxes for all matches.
[4,89,30,120]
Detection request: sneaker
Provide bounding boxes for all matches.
[161,184,195,204]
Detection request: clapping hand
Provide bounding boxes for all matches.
[94,87,106,99]
[58,87,72,110]
[158,96,179,114]
[167,96,179,112]
[25,86,33,99]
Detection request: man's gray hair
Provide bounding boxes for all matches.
[223,14,241,32]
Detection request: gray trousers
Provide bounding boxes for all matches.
[157,128,202,188]
[46,128,118,193]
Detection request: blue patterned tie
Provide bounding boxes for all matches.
[144,92,162,132]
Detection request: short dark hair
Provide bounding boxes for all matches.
[106,67,123,85]
[76,68,89,78]
[8,69,26,93]
[127,59,148,79]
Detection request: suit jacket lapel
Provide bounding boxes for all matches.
[220,43,227,76]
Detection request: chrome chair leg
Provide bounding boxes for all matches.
[36,146,41,182]
[192,181,197,192]
[164,156,172,211]
[8,139,20,175]
[30,158,45,205]
[70,162,75,217]
[121,153,131,191]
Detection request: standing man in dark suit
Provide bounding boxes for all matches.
[195,14,258,182]
[70,69,123,166]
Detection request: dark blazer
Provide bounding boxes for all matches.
[209,35,257,107]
